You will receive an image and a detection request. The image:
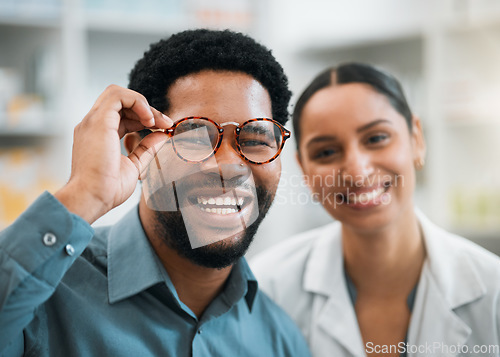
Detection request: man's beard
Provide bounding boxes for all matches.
[151,185,274,269]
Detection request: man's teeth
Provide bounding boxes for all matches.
[199,207,238,214]
[197,196,244,210]
[349,187,385,204]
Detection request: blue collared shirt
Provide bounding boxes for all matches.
[0,192,310,357]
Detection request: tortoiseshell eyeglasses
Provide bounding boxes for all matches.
[153,116,291,164]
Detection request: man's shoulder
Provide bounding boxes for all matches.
[250,288,311,355]
[252,287,298,322]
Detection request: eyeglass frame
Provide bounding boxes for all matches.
[152,116,291,165]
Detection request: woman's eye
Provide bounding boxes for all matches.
[314,148,337,159]
[367,134,388,145]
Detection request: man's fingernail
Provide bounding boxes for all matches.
[163,114,173,125]
[149,117,155,126]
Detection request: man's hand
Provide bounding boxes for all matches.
[54,85,173,224]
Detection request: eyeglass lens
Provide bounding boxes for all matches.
[172,119,283,163]
[172,119,219,161]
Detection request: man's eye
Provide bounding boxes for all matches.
[175,137,208,146]
[240,140,272,148]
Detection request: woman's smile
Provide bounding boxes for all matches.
[298,82,424,230]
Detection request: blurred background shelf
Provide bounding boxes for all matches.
[83,10,193,35]
[0,16,61,28]
[0,127,60,140]
[1,0,500,255]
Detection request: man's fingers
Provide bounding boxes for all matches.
[89,85,174,139]
[127,132,168,179]
[120,107,173,130]
[94,85,153,128]
[118,119,149,138]
[151,107,174,128]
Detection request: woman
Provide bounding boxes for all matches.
[251,63,500,357]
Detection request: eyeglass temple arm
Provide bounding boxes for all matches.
[149,128,175,136]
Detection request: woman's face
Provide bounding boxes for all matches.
[298,83,425,232]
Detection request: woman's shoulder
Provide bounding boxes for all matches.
[419,211,500,283]
[251,221,340,274]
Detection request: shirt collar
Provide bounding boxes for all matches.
[107,206,167,304]
[222,257,258,312]
[107,206,258,312]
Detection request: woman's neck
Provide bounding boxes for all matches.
[342,206,426,297]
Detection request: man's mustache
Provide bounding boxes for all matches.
[144,163,256,212]
[167,164,254,194]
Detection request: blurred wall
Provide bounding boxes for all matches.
[1,0,500,255]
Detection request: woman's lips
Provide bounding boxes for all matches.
[337,183,391,206]
[346,186,385,204]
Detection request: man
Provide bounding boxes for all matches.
[0,29,310,356]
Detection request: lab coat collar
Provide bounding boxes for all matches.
[303,222,341,296]
[302,212,487,357]
[407,211,485,354]
[303,222,366,357]
[417,210,486,309]
[407,262,472,356]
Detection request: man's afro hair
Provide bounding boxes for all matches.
[128,29,291,125]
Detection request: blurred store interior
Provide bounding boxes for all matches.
[1,0,500,255]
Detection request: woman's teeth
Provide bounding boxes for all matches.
[348,187,385,204]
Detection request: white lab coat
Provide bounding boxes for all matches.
[251,212,500,357]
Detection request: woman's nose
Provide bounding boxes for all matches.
[340,147,374,184]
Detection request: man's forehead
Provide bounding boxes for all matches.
[168,70,261,92]
[166,70,272,122]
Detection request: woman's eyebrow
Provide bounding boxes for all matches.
[356,119,392,133]
[306,136,337,148]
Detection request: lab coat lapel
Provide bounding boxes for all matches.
[407,212,487,357]
[303,223,366,357]
[407,263,472,357]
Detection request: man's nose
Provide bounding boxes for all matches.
[341,146,374,185]
[200,134,249,182]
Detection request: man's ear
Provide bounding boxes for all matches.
[123,132,143,155]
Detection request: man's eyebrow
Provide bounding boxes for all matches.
[356,119,392,133]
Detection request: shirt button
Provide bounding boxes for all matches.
[197,329,202,335]
[65,244,75,256]
[42,233,57,246]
